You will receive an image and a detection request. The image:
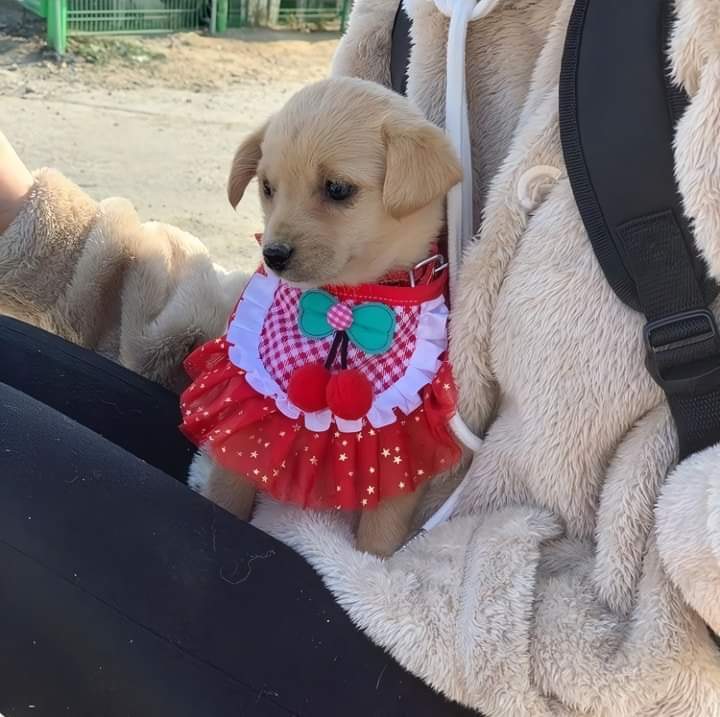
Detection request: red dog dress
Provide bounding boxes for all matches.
[180,260,460,510]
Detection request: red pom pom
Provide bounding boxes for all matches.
[326,369,374,420]
[288,364,330,413]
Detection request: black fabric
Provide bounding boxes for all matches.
[0,326,478,716]
[665,390,720,459]
[0,315,196,481]
[712,628,720,652]
[559,0,716,312]
[616,211,706,322]
[559,0,720,461]
[390,2,411,96]
[0,380,477,717]
[616,212,720,422]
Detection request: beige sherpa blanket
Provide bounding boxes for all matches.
[1,0,720,713]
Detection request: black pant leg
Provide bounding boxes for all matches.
[0,316,195,480]
[0,383,478,717]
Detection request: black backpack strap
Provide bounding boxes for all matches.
[712,627,720,651]
[560,0,720,460]
[390,2,411,96]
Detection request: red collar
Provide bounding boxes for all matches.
[255,234,447,307]
[326,252,447,307]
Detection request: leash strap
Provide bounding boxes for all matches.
[560,0,720,460]
[388,2,485,540]
[390,1,499,300]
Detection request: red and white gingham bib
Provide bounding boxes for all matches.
[180,266,460,511]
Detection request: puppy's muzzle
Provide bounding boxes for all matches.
[263,243,294,273]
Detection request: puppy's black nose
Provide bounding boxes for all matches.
[263,243,294,272]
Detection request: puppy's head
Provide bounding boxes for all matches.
[228,78,461,286]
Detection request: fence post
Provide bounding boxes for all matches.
[267,0,280,25]
[339,0,350,33]
[216,0,228,31]
[46,0,67,54]
[210,0,217,33]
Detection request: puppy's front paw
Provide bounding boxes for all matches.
[189,451,256,522]
[188,450,213,495]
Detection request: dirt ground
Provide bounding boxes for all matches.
[0,2,338,269]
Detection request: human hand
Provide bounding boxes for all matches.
[0,131,34,234]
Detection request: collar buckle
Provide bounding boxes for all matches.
[409,254,448,287]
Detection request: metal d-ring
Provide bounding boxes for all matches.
[408,254,448,287]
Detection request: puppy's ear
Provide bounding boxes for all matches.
[228,121,268,209]
[382,115,462,219]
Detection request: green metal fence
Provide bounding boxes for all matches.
[277,0,347,24]
[66,0,203,35]
[17,0,348,55]
[19,0,47,16]
[18,0,201,51]
[19,0,63,53]
[229,0,348,28]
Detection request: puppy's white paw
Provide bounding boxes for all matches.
[252,493,354,550]
[187,450,212,495]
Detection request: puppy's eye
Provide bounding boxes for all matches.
[262,180,274,199]
[325,181,356,202]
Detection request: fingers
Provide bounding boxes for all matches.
[0,130,34,234]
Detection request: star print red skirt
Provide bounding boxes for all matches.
[179,338,460,511]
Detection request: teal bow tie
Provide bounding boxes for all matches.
[298,290,396,355]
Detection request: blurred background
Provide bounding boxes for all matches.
[0,0,344,269]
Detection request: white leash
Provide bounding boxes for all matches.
[433,0,503,299]
[410,0,501,538]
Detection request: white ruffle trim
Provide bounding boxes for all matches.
[226,272,449,432]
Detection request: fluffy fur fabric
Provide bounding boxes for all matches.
[2,0,720,713]
[269,0,720,713]
[0,169,248,391]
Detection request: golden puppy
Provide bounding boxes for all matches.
[194,77,461,556]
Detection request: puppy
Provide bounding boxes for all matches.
[184,78,461,556]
